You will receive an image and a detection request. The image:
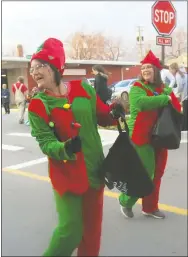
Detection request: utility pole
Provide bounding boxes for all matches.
[136,26,144,60]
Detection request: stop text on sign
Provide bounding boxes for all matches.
[152,1,176,36]
[154,10,175,24]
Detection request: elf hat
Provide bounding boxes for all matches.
[140,50,162,70]
[31,38,66,74]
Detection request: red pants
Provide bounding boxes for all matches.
[77,187,104,256]
[142,148,168,213]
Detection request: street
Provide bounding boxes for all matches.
[2,110,188,256]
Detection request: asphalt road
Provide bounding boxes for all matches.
[2,110,188,256]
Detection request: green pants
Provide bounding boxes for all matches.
[43,187,104,256]
[119,144,155,208]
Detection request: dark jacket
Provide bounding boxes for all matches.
[94,73,111,103]
[1,88,10,104]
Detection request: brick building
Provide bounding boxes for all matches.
[2,56,141,104]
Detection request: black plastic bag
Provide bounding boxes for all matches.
[151,104,183,150]
[100,118,154,198]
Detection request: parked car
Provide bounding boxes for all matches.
[111,79,137,99]
[111,78,138,114]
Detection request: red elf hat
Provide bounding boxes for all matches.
[140,50,162,70]
[31,38,66,74]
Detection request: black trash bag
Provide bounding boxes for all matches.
[100,117,154,198]
[151,104,183,150]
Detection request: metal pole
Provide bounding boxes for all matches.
[138,26,143,60]
[161,35,165,65]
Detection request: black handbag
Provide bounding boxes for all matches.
[151,104,183,150]
[100,117,154,198]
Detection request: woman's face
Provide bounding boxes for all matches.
[2,84,7,89]
[169,67,176,76]
[92,69,98,75]
[141,63,154,83]
[30,59,55,89]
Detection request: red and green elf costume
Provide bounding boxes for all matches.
[28,38,118,256]
[119,50,181,213]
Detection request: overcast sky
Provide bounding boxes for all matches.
[2,1,187,56]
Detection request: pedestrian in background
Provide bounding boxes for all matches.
[160,62,176,88]
[12,76,28,124]
[92,65,112,104]
[2,84,10,114]
[169,62,188,131]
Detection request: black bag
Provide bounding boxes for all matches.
[151,104,183,150]
[100,118,154,198]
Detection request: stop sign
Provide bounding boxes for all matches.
[152,1,176,36]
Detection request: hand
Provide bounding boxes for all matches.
[65,136,82,155]
[168,96,172,102]
[111,103,125,120]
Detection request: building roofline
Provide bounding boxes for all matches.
[2,56,140,66]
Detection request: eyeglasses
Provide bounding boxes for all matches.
[29,64,47,74]
[141,65,153,70]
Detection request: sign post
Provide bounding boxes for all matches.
[151,1,176,64]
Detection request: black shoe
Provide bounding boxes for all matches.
[142,210,165,219]
[19,120,24,124]
[120,206,134,218]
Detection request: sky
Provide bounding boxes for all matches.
[2,1,187,57]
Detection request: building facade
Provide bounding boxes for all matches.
[2,57,141,104]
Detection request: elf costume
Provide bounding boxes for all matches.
[119,50,181,218]
[28,38,122,256]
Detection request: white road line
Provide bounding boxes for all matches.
[5,157,48,170]
[102,141,115,146]
[7,133,31,137]
[2,144,24,151]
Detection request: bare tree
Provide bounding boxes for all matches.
[165,28,187,59]
[66,32,126,60]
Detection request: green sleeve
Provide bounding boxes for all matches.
[130,86,169,111]
[28,111,76,161]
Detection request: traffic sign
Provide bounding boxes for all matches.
[152,1,176,36]
[156,36,172,46]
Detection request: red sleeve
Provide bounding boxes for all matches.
[170,91,181,112]
[12,84,16,94]
[96,95,117,127]
[21,84,28,94]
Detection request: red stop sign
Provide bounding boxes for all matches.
[152,1,176,36]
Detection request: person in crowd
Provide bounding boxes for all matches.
[92,65,112,104]
[2,84,10,114]
[160,62,176,88]
[169,62,187,131]
[118,50,181,219]
[12,76,28,124]
[28,37,124,256]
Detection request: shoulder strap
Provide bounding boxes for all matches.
[13,83,18,91]
[19,83,23,91]
[133,81,154,96]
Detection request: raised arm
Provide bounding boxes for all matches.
[96,94,117,127]
[130,85,169,111]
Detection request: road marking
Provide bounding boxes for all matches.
[4,157,47,170]
[7,133,114,146]
[3,168,50,182]
[7,133,32,137]
[2,167,188,216]
[2,144,24,151]
[102,140,115,146]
